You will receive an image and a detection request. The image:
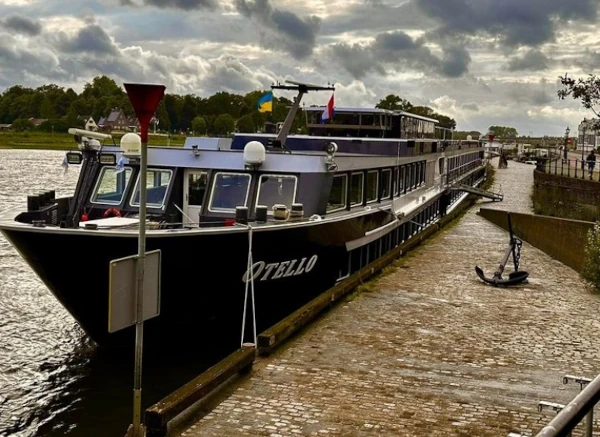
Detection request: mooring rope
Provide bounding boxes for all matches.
[239,224,257,348]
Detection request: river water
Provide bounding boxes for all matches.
[0,150,228,437]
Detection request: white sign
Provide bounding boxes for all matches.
[242,254,318,283]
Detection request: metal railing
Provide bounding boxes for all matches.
[537,158,600,182]
[507,372,599,437]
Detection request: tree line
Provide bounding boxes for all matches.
[0,75,464,136]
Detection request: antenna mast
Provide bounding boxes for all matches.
[270,80,335,150]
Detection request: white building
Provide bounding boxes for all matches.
[578,118,599,152]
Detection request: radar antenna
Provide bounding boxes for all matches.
[270,80,335,151]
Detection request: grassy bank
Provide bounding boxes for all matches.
[0,131,187,150]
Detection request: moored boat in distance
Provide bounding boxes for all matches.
[0,81,487,349]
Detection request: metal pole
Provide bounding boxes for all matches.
[133,140,147,437]
[585,409,593,437]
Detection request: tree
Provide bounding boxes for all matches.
[236,114,255,133]
[558,73,600,129]
[191,116,207,135]
[213,114,235,136]
[488,126,518,138]
[12,118,34,132]
[376,94,412,111]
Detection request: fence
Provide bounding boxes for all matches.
[537,158,600,182]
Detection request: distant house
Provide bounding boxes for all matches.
[28,117,47,127]
[127,115,140,132]
[578,118,600,152]
[97,108,129,132]
[78,116,98,131]
[0,124,12,131]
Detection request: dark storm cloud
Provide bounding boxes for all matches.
[120,0,218,10]
[2,15,42,36]
[415,0,598,48]
[58,25,119,56]
[331,31,471,79]
[235,0,321,59]
[507,49,549,71]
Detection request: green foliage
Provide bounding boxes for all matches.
[191,116,207,135]
[236,114,255,133]
[213,114,235,137]
[488,125,519,138]
[12,118,34,132]
[581,221,600,292]
[558,74,600,126]
[376,94,413,111]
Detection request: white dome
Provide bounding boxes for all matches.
[120,133,142,157]
[243,141,266,166]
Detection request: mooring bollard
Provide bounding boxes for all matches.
[563,374,593,437]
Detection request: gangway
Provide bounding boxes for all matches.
[449,184,504,201]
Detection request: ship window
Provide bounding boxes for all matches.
[208,172,251,212]
[350,173,364,206]
[90,166,133,205]
[131,169,173,208]
[381,169,392,200]
[327,174,347,212]
[366,171,378,203]
[394,168,399,196]
[256,174,297,211]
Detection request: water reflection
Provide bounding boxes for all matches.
[0,150,229,437]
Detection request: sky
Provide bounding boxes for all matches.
[0,0,598,136]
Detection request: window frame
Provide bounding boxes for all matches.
[255,173,298,213]
[129,168,174,209]
[207,171,253,213]
[327,173,348,213]
[350,172,364,207]
[90,165,134,206]
[381,168,392,200]
[366,170,379,204]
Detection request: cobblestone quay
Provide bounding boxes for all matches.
[180,161,600,437]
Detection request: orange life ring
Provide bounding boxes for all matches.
[103,208,121,218]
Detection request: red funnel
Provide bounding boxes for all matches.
[124,83,166,142]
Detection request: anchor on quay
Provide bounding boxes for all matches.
[475,213,529,286]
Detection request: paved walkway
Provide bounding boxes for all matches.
[180,162,600,437]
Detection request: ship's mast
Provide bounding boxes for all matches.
[271,80,335,150]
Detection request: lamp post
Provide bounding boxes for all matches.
[582,125,587,170]
[564,126,570,161]
[123,83,166,437]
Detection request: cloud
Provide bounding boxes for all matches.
[508,49,549,71]
[330,31,471,79]
[56,25,120,56]
[2,14,42,36]
[416,0,599,48]
[120,0,218,9]
[235,0,321,59]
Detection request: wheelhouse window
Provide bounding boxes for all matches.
[381,169,392,200]
[256,174,297,211]
[209,172,252,212]
[366,171,378,203]
[91,166,133,205]
[131,169,173,208]
[327,174,347,212]
[350,173,364,206]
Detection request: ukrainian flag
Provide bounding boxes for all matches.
[257,91,273,113]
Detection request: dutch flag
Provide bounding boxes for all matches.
[321,93,334,123]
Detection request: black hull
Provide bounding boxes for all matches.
[1,211,392,349]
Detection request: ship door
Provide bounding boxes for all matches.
[183,170,208,226]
